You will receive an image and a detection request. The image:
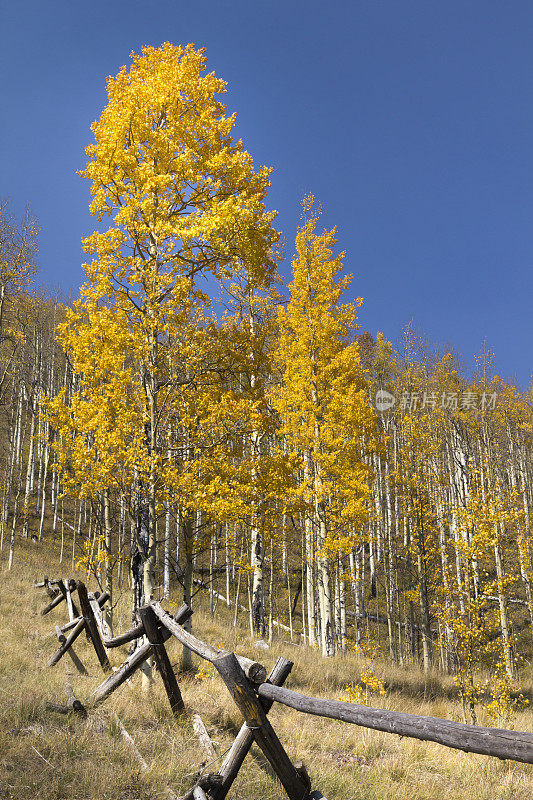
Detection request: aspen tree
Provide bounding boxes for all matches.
[47,43,279,633]
[272,196,374,656]
[0,201,38,404]
[186,282,288,636]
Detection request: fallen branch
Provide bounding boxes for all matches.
[46,683,86,717]
[114,713,148,769]
[191,713,217,760]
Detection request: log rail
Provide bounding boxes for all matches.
[151,600,533,765]
[35,578,533,800]
[149,599,533,799]
[257,684,533,765]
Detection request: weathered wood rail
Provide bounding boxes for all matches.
[258,684,533,764]
[35,580,533,800]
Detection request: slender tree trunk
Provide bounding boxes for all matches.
[21,407,36,538]
[181,513,194,671]
[103,489,113,631]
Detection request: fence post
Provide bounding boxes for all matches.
[41,585,66,615]
[88,604,192,707]
[138,605,185,716]
[213,656,294,800]
[47,591,110,667]
[213,652,308,800]
[77,582,111,673]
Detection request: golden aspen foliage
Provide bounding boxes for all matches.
[271,195,375,545]
[46,43,280,608]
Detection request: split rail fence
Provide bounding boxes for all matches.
[36,578,533,800]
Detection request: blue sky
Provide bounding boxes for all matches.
[2,1,533,386]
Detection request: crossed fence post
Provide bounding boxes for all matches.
[148,602,312,800]
[46,583,111,671]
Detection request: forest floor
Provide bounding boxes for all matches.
[1,538,533,800]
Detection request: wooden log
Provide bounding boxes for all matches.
[191,713,217,760]
[58,591,109,634]
[293,761,312,793]
[65,683,87,716]
[89,596,112,641]
[45,684,86,717]
[151,601,266,684]
[65,581,80,620]
[54,625,88,675]
[47,591,110,667]
[213,657,293,800]
[112,713,179,799]
[35,577,56,597]
[192,787,209,800]
[59,617,80,634]
[177,775,223,800]
[77,582,111,673]
[88,604,192,708]
[54,579,81,618]
[103,622,145,648]
[45,702,71,714]
[213,653,308,800]
[67,647,89,676]
[88,642,154,706]
[114,712,148,769]
[257,684,533,765]
[41,587,66,615]
[138,605,184,716]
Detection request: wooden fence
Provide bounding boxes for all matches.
[36,579,533,800]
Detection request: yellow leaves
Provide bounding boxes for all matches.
[485,680,529,725]
[270,195,375,542]
[195,661,216,682]
[340,668,386,706]
[78,42,279,317]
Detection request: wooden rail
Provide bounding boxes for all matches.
[257,684,533,765]
[35,579,533,800]
[150,599,533,797]
[151,601,267,683]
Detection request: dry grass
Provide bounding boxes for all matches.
[1,539,533,799]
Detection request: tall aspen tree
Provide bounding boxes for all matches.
[272,196,374,656]
[47,44,278,637]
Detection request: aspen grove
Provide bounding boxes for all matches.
[3,43,533,724]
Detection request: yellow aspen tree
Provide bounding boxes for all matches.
[183,282,290,636]
[0,201,38,403]
[271,196,374,656]
[48,43,278,629]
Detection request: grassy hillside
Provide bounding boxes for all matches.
[1,538,533,800]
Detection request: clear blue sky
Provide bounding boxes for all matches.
[2,1,533,386]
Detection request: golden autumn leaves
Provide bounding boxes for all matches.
[45,43,374,576]
[40,42,533,687]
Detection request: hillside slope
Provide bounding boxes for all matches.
[1,538,533,800]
